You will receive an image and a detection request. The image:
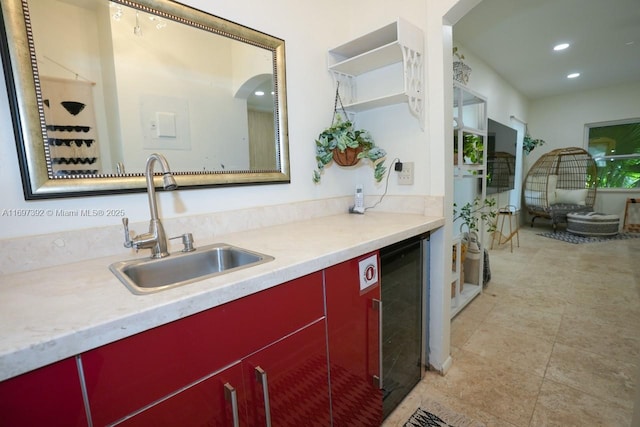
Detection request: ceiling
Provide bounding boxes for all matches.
[453,0,640,100]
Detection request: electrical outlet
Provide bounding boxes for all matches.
[397,161,414,185]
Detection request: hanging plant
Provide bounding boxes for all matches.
[453,46,472,85]
[523,129,546,155]
[313,86,387,183]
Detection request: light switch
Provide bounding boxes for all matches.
[155,112,176,137]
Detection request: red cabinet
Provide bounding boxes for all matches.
[122,320,331,427]
[82,271,326,426]
[117,362,246,427]
[243,320,330,426]
[0,357,88,427]
[1,251,388,426]
[325,252,383,426]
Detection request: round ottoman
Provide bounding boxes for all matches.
[566,212,620,236]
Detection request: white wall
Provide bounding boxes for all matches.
[449,42,529,216]
[528,82,640,218]
[0,0,492,375]
[29,0,114,171]
[451,42,640,221]
[426,0,486,374]
[111,9,249,172]
[0,0,434,240]
[452,43,528,127]
[449,42,640,223]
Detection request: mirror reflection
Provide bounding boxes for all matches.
[0,0,290,198]
[30,0,279,176]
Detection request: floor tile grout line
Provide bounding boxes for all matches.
[528,338,561,426]
[390,227,639,426]
[541,244,565,427]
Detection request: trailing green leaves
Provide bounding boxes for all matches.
[523,134,545,155]
[313,115,387,183]
[453,197,497,234]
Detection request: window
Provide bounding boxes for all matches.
[587,119,640,189]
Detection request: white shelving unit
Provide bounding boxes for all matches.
[451,83,487,318]
[328,18,424,128]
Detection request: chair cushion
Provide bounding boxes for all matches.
[555,188,588,205]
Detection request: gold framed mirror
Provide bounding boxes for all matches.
[0,0,290,199]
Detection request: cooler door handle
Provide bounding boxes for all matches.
[372,298,383,389]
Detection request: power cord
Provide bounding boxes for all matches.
[365,157,400,211]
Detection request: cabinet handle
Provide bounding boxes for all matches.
[255,366,272,427]
[224,383,240,427]
[372,298,383,389]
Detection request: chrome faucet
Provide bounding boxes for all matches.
[122,153,178,259]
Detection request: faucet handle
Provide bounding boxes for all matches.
[122,217,134,248]
[170,233,195,252]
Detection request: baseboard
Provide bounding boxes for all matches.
[428,355,454,375]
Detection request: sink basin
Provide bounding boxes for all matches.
[110,243,274,294]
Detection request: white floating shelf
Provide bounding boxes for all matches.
[342,92,408,113]
[327,18,424,127]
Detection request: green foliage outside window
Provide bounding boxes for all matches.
[587,121,640,189]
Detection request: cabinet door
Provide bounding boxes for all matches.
[116,363,246,427]
[243,320,330,426]
[325,253,383,426]
[0,357,88,427]
[82,272,324,426]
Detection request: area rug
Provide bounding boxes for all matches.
[403,400,485,427]
[537,230,640,244]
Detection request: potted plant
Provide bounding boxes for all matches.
[454,197,496,287]
[313,114,387,183]
[453,197,497,235]
[463,133,483,164]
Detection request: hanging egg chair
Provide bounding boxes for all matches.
[524,147,597,230]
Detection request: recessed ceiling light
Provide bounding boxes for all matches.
[553,43,570,51]
[254,91,265,96]
[567,72,580,79]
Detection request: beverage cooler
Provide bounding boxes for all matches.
[380,233,430,418]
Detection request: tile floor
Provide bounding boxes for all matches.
[383,225,640,426]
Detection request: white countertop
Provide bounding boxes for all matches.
[0,212,443,381]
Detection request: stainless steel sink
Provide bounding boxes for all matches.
[110,243,274,294]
